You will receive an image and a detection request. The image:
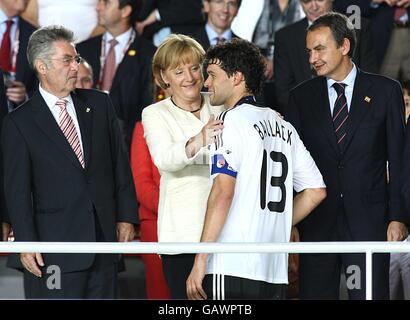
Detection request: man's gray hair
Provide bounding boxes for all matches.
[27,25,75,73]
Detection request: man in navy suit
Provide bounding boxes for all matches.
[77,0,156,148]
[274,0,379,112]
[1,25,138,299]
[285,12,409,299]
[0,0,37,109]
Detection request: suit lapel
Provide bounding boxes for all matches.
[343,70,372,152]
[71,91,93,168]
[311,77,340,155]
[110,37,137,93]
[31,91,84,170]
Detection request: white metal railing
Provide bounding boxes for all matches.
[1,241,410,300]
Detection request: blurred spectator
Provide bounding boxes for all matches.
[137,0,204,46]
[334,0,410,82]
[390,80,410,300]
[21,0,105,43]
[190,0,241,50]
[274,0,378,112]
[232,0,304,80]
[130,117,171,299]
[231,0,304,111]
[0,0,37,110]
[77,0,156,149]
[0,70,8,241]
[142,34,224,299]
[75,59,94,89]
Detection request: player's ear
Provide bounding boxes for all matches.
[233,71,245,86]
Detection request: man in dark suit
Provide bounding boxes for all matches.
[136,0,204,42]
[1,25,138,299]
[274,0,379,112]
[285,12,409,299]
[77,0,156,148]
[0,70,8,241]
[0,0,37,109]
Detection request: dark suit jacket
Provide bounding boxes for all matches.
[77,32,156,146]
[139,0,204,39]
[333,1,410,66]
[0,71,7,235]
[15,18,37,97]
[1,89,138,273]
[285,70,408,242]
[274,17,379,110]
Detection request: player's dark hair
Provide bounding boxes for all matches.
[204,38,266,95]
[308,11,357,58]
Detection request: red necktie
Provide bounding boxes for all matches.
[101,38,118,92]
[0,20,13,72]
[394,7,406,22]
[56,99,85,168]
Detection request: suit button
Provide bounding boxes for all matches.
[338,164,344,169]
[340,193,344,198]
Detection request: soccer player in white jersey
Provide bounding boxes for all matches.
[186,39,327,300]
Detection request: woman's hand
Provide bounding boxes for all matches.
[185,115,224,158]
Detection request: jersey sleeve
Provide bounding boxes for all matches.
[291,128,326,192]
[210,115,241,179]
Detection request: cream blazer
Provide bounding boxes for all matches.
[142,93,224,243]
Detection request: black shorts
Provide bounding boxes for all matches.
[203,274,287,300]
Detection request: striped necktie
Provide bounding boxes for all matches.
[56,99,85,168]
[332,83,348,149]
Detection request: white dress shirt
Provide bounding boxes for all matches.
[39,85,84,155]
[327,63,357,116]
[104,28,133,67]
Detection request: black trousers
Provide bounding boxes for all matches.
[24,214,118,299]
[24,253,118,299]
[299,205,389,300]
[161,254,195,299]
[203,274,287,300]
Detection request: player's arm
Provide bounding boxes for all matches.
[187,174,236,300]
[292,187,326,226]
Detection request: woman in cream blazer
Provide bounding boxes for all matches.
[141,34,224,299]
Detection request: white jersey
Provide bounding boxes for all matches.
[206,100,325,284]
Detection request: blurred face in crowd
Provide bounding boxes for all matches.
[97,0,125,29]
[161,59,204,105]
[300,0,333,23]
[204,0,239,34]
[0,0,29,17]
[205,62,236,107]
[37,41,80,98]
[75,62,94,89]
[307,26,350,80]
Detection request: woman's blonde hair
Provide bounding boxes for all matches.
[152,34,205,89]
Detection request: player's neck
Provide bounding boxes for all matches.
[225,91,252,109]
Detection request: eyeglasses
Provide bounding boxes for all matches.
[209,0,239,9]
[47,55,83,66]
